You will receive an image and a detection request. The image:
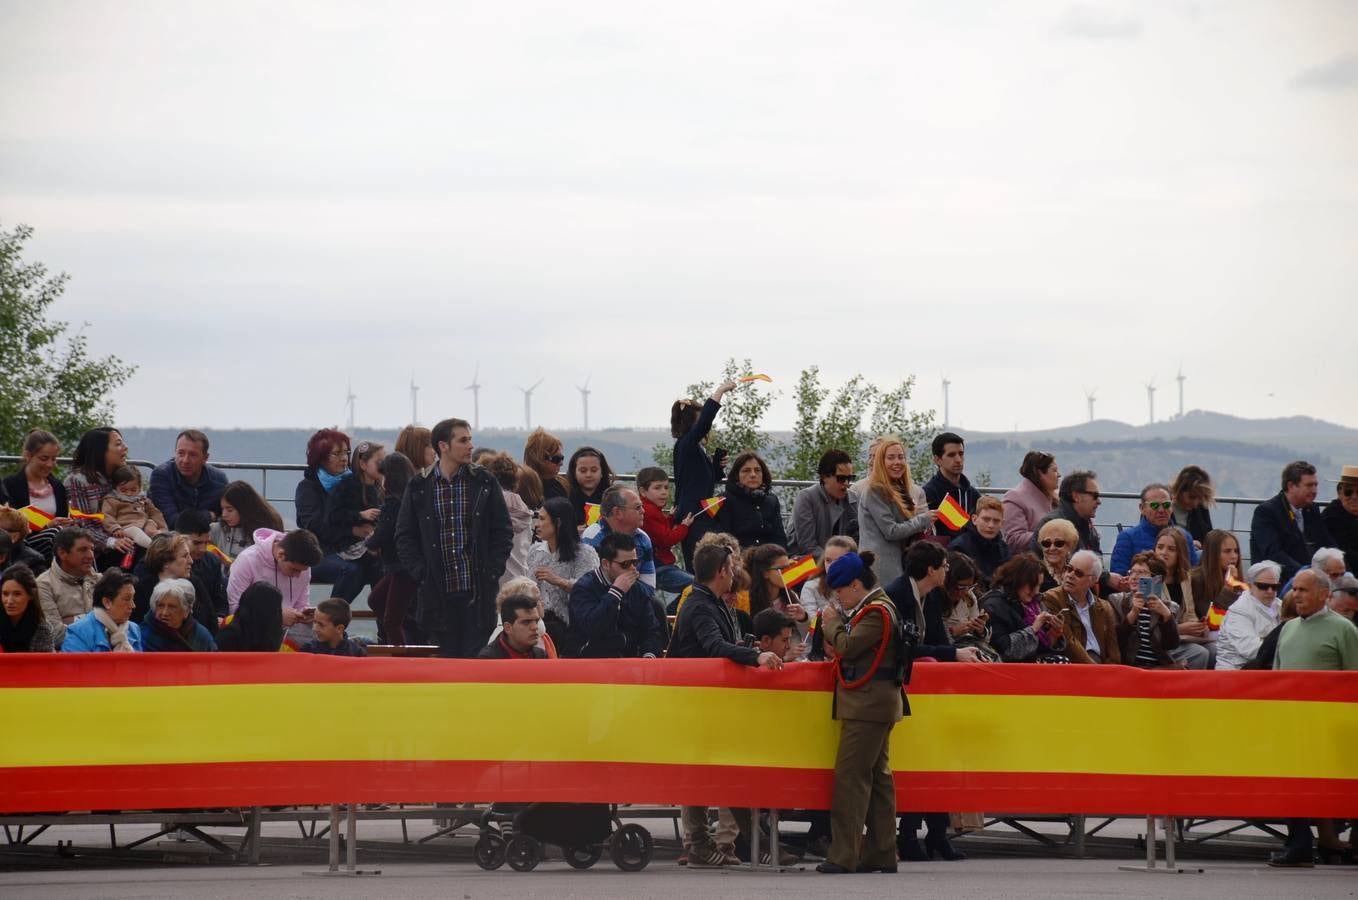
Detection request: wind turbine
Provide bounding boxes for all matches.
[577,376,592,431]
[465,366,482,431]
[519,379,543,431]
[409,374,420,426]
[941,375,951,428]
[345,379,356,432]
[1145,380,1157,426]
[1176,366,1186,419]
[1084,387,1097,423]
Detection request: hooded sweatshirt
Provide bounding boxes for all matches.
[226,528,311,614]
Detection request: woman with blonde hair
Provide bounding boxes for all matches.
[856,436,933,584]
[1036,517,1079,592]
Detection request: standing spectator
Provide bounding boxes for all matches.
[141,579,216,652]
[636,467,696,594]
[0,564,56,653]
[100,466,167,549]
[857,436,934,586]
[1111,553,1181,669]
[215,583,284,652]
[1002,451,1059,554]
[719,452,788,550]
[61,570,141,653]
[35,528,99,648]
[210,481,284,564]
[1153,527,1211,669]
[1110,484,1200,575]
[1216,561,1284,670]
[566,446,614,522]
[177,510,229,621]
[582,485,659,589]
[1321,465,1358,573]
[394,425,436,477]
[566,531,666,658]
[947,495,1010,586]
[921,432,979,536]
[789,449,857,561]
[226,528,323,625]
[395,417,513,658]
[522,427,569,501]
[670,380,738,566]
[369,452,419,645]
[148,430,228,525]
[294,428,370,600]
[479,452,534,584]
[1251,460,1334,582]
[1170,465,1216,547]
[981,554,1066,663]
[63,427,136,558]
[2,429,74,561]
[526,497,598,655]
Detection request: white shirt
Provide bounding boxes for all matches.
[1074,589,1100,654]
[1215,592,1281,670]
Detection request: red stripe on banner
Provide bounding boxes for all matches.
[3,761,1354,818]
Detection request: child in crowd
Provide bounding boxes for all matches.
[636,467,696,595]
[300,597,367,657]
[100,466,167,548]
[210,480,285,565]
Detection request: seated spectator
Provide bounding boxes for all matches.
[1110,483,1200,575]
[799,536,858,619]
[1152,526,1211,668]
[1041,549,1120,664]
[215,583,284,652]
[582,485,658,588]
[322,440,385,600]
[567,531,666,658]
[719,452,788,550]
[1243,592,1297,671]
[1035,517,1078,592]
[670,381,737,568]
[177,511,229,621]
[789,449,857,560]
[1110,553,1181,669]
[1250,460,1333,583]
[226,528,323,628]
[1329,574,1358,621]
[142,578,217,652]
[0,512,45,571]
[36,528,99,648]
[148,429,228,525]
[1189,529,1247,647]
[1274,569,1358,671]
[636,467,696,594]
[131,533,215,636]
[527,497,599,654]
[922,432,979,536]
[480,452,534,584]
[61,569,140,652]
[752,607,797,661]
[63,427,136,558]
[886,542,989,665]
[368,452,419,645]
[980,554,1066,663]
[669,531,754,618]
[210,481,283,564]
[1322,465,1358,573]
[294,428,371,601]
[744,543,809,653]
[941,553,996,659]
[479,587,548,659]
[0,564,56,653]
[101,466,168,549]
[394,424,436,476]
[947,495,1010,586]
[857,436,933,585]
[1216,561,1284,670]
[1001,450,1058,554]
[566,446,614,520]
[485,577,557,657]
[1170,465,1215,547]
[522,427,569,501]
[2,429,74,561]
[299,597,367,657]
[1280,546,1349,599]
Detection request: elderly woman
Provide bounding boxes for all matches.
[980,554,1065,663]
[61,570,141,652]
[142,578,217,652]
[1035,517,1078,592]
[132,532,217,636]
[0,564,56,653]
[62,427,137,557]
[720,453,788,550]
[216,583,284,652]
[1002,451,1059,554]
[857,436,934,585]
[1215,561,1284,670]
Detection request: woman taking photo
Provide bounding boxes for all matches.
[141,578,217,652]
[0,564,56,653]
[721,453,788,550]
[526,497,599,655]
[857,436,933,585]
[523,427,570,501]
[63,427,136,558]
[671,380,738,565]
[1002,450,1059,554]
[210,481,284,563]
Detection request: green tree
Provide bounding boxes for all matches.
[0,223,136,458]
[651,357,777,471]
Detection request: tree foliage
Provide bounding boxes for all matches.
[0,223,136,458]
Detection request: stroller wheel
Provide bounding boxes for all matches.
[610,823,653,872]
[506,834,543,872]
[563,844,603,869]
[473,832,506,870]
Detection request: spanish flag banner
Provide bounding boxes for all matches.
[18,505,54,531]
[207,543,234,565]
[0,657,1353,817]
[782,554,818,588]
[583,503,602,526]
[739,373,773,383]
[70,510,105,523]
[936,494,970,532]
[1205,604,1226,631]
[699,496,726,519]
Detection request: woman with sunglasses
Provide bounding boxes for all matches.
[523,427,569,501]
[1035,518,1078,592]
[1215,561,1285,669]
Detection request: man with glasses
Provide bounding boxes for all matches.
[1040,549,1120,664]
[1328,574,1358,621]
[1321,465,1358,573]
[1215,561,1285,670]
[1110,484,1201,575]
[567,531,666,658]
[1251,460,1333,583]
[582,485,658,589]
[1033,470,1130,593]
[790,449,857,561]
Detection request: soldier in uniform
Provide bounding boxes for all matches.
[815,549,917,874]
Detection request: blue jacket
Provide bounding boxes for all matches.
[1250,492,1333,582]
[141,614,217,652]
[1110,518,1200,575]
[61,614,143,653]
[148,460,229,526]
[567,569,667,658]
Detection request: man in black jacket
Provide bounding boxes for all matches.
[1322,465,1358,573]
[922,432,979,537]
[1250,460,1333,582]
[478,593,547,659]
[567,532,666,658]
[396,417,513,658]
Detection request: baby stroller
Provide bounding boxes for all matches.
[473,802,654,872]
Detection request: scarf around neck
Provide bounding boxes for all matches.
[92,607,135,652]
[317,469,350,493]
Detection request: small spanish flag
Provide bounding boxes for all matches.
[583,503,602,526]
[782,554,817,589]
[207,543,234,565]
[699,496,726,519]
[935,494,970,532]
[739,373,772,384]
[70,510,105,523]
[1204,604,1226,631]
[18,506,54,531]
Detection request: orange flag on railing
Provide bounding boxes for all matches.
[782,555,817,589]
[699,496,726,519]
[936,494,970,532]
[583,503,602,526]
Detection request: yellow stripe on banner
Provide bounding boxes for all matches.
[5,685,1356,779]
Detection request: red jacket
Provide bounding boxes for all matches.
[642,497,689,566]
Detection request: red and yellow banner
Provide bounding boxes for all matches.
[699,496,725,519]
[17,505,54,530]
[583,503,601,526]
[70,510,105,523]
[936,494,970,532]
[782,554,817,588]
[0,657,1354,816]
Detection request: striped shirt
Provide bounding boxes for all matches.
[431,464,474,593]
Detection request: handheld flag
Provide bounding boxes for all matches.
[739,373,772,384]
[207,543,234,566]
[70,510,105,523]
[782,554,817,589]
[1204,604,1226,632]
[18,506,54,531]
[935,494,971,532]
[583,503,602,527]
[699,496,726,519]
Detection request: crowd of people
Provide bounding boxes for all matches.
[1,381,1356,869]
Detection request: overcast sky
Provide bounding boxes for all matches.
[3,0,1356,434]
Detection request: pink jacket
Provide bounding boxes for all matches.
[226,528,311,614]
[1002,478,1056,554]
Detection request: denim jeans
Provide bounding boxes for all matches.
[656,563,695,594]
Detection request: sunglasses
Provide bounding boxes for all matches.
[1253,582,1279,592]
[1078,491,1101,501]
[1341,486,1358,497]
[832,474,853,484]
[546,453,565,464]
[1144,501,1172,511]
[1040,539,1067,549]
[612,559,638,569]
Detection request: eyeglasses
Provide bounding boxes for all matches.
[328,447,350,460]
[546,453,565,464]
[612,559,638,569]
[831,474,853,484]
[1078,490,1101,501]
[1254,582,1279,592]
[1144,501,1172,511]
[1040,539,1067,549]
